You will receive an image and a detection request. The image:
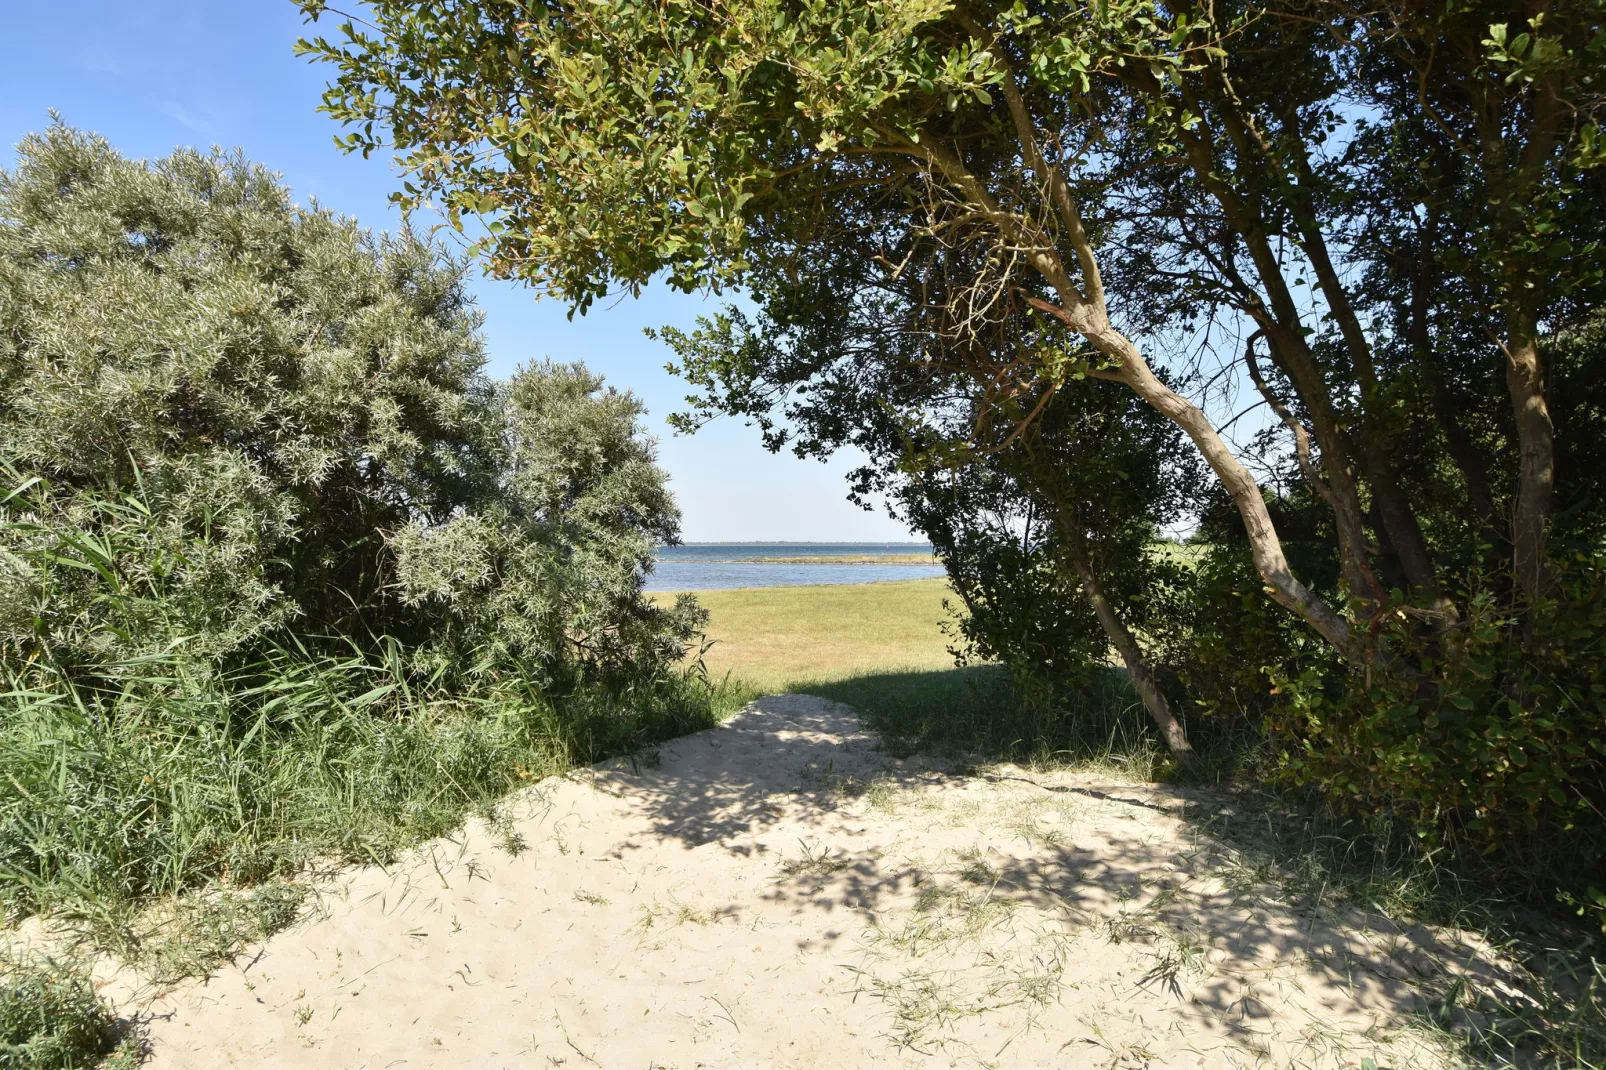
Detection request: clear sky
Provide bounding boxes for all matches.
[0,1,921,543]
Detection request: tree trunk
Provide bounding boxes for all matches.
[1411,255,1496,532]
[1354,434,1442,601]
[1064,540,1194,761]
[1092,329,1360,663]
[936,69,1359,667]
[1161,98,1385,610]
[1279,110,1441,604]
[1258,327,1389,608]
[1505,308,1554,600]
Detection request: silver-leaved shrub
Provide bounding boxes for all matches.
[0,123,700,690]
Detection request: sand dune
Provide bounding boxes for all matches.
[126,694,1492,1068]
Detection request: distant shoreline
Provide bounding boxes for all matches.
[668,542,933,547]
[710,554,935,565]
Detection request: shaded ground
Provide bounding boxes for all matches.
[110,693,1509,1069]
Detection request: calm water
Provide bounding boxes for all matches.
[645,543,944,591]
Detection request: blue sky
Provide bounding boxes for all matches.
[0,1,919,543]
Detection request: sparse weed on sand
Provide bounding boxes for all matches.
[845,839,1081,1057]
[628,895,732,948]
[811,654,1606,1069]
[113,881,308,985]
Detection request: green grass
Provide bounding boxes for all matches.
[664,579,1166,773]
[0,952,138,1069]
[0,642,745,960]
[665,578,960,692]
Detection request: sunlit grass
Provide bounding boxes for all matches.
[659,578,961,693]
[656,578,1164,772]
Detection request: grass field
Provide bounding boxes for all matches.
[660,577,962,692]
[657,578,1164,771]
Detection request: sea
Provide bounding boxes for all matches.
[644,543,944,592]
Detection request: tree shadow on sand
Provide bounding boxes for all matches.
[576,691,1525,1066]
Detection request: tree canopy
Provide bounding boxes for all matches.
[296,0,1606,895]
[298,0,1604,641]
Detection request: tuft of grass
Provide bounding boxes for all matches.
[1461,950,1606,1068]
[628,896,725,945]
[0,952,138,1069]
[776,840,852,882]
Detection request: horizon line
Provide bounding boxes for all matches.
[666,541,933,546]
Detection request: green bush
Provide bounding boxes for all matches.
[0,456,729,918]
[1267,556,1606,892]
[0,125,722,930]
[0,953,135,1069]
[0,123,701,687]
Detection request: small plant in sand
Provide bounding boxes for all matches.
[844,836,1083,1057]
[0,952,138,1070]
[776,840,852,882]
[477,803,529,859]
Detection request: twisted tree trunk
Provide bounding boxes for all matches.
[1064,542,1194,761]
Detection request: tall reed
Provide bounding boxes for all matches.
[0,638,734,924]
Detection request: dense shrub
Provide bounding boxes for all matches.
[0,123,701,687]
[0,125,718,923]
[1171,488,1606,904]
[0,952,134,1069]
[1267,557,1606,883]
[909,464,1107,688]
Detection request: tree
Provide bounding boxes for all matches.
[0,123,699,686]
[903,381,1205,759]
[294,0,1606,868]
[297,0,1604,669]
[653,242,1205,756]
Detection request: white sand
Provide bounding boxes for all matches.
[123,694,1493,1068]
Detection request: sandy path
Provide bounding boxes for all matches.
[129,694,1485,1068]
